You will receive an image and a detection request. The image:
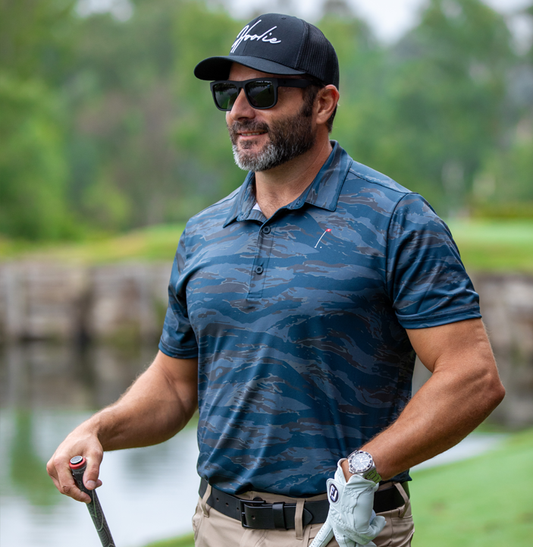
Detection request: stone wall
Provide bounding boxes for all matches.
[0,261,531,426]
[473,274,533,428]
[0,261,171,343]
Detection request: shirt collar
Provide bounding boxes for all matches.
[223,141,352,227]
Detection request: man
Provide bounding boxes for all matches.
[47,13,505,547]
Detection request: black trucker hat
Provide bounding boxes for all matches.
[194,13,339,88]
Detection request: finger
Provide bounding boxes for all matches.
[47,450,102,503]
[60,467,93,503]
[83,454,104,491]
[309,520,334,547]
[47,454,86,501]
[46,457,61,488]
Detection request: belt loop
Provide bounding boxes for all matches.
[200,483,212,517]
[395,482,409,518]
[295,499,305,539]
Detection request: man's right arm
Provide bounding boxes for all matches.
[46,351,198,502]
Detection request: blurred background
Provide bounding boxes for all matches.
[0,0,532,546]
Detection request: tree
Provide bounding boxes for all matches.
[172,1,244,203]
[0,0,76,239]
[328,0,515,217]
[62,1,244,231]
[472,1,533,215]
[390,0,515,215]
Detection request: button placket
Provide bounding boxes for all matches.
[248,223,273,300]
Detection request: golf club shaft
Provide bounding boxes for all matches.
[69,456,116,547]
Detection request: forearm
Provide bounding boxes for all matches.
[360,364,503,480]
[47,351,198,501]
[350,320,505,481]
[88,358,197,451]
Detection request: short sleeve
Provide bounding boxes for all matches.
[158,232,199,358]
[387,193,481,329]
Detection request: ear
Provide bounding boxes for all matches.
[316,85,340,126]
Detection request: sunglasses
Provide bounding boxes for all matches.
[210,78,315,111]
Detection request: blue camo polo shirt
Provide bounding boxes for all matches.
[159,142,481,497]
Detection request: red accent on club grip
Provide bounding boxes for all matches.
[69,457,87,470]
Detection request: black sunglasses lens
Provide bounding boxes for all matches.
[245,81,276,108]
[212,80,277,110]
[213,83,239,110]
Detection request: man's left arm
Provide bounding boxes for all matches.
[349,317,505,481]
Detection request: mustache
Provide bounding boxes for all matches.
[229,121,270,135]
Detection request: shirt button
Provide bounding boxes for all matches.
[255,265,264,275]
[262,226,271,235]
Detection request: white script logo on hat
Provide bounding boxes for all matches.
[231,20,282,53]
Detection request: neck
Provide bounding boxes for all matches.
[254,137,333,218]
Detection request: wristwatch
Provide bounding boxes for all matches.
[347,450,382,483]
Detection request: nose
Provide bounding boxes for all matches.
[227,87,255,120]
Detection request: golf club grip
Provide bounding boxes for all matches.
[70,457,116,547]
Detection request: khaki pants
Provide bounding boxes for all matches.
[192,483,414,547]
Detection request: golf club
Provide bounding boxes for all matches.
[69,455,116,547]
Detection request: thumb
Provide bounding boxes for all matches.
[310,519,334,547]
[367,515,387,537]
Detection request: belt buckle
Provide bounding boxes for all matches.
[240,498,267,529]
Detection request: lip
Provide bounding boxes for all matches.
[238,131,267,138]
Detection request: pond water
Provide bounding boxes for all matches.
[0,342,505,547]
[0,342,200,547]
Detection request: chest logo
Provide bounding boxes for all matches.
[314,228,332,249]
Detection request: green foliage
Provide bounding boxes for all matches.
[317,0,524,220]
[172,1,244,200]
[0,0,531,240]
[373,0,514,216]
[0,0,77,240]
[0,0,76,81]
[475,136,533,206]
[63,2,181,230]
[0,74,74,239]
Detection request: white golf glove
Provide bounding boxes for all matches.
[310,460,386,547]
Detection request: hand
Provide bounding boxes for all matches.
[310,460,386,547]
[46,423,104,503]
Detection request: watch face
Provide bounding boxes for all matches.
[350,451,372,473]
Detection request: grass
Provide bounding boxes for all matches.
[0,223,186,264]
[144,428,533,547]
[145,535,195,547]
[447,219,533,272]
[1,219,533,271]
[411,428,533,546]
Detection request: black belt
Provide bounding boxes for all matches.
[199,478,409,530]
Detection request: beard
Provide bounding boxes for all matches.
[228,102,317,172]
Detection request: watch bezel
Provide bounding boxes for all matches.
[348,450,373,474]
[347,450,381,483]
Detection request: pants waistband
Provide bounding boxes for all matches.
[199,478,409,530]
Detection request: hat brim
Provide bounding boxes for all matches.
[194,55,307,81]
